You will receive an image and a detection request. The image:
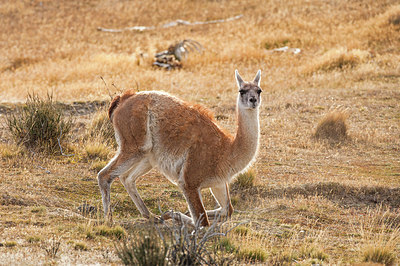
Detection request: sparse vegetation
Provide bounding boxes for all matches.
[42,236,61,259]
[0,0,399,264]
[90,160,108,172]
[5,93,72,154]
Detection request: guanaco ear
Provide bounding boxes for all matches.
[235,69,244,89]
[253,70,261,86]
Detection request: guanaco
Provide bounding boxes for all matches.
[98,70,262,226]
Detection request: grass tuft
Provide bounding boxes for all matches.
[87,109,116,146]
[299,245,329,262]
[233,169,256,189]
[215,237,236,253]
[74,242,89,251]
[233,226,251,236]
[84,142,110,161]
[304,48,370,74]
[362,246,396,265]
[4,241,17,248]
[27,236,41,243]
[0,143,23,159]
[42,236,61,258]
[5,93,72,154]
[96,225,126,240]
[90,160,108,172]
[237,247,268,263]
[314,111,349,142]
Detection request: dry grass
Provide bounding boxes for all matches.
[0,0,400,264]
[303,48,371,74]
[314,110,349,142]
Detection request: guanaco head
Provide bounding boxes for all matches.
[235,70,262,109]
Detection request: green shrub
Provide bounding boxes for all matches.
[6,93,72,153]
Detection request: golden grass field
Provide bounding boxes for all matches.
[0,0,400,264]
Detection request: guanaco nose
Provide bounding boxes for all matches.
[249,97,257,103]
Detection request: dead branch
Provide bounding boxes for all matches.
[97,14,243,33]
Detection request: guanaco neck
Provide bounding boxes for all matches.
[227,100,260,177]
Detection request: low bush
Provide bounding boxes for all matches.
[114,215,236,265]
[6,93,72,154]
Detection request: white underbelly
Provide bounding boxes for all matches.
[148,151,187,186]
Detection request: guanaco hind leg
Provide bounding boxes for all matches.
[119,158,153,219]
[207,183,234,219]
[98,152,148,221]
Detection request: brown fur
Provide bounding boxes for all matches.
[108,90,136,121]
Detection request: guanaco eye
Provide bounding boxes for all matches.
[239,89,246,95]
[257,89,262,94]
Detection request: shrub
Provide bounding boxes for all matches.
[314,111,349,142]
[114,214,236,265]
[115,230,168,266]
[6,93,72,154]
